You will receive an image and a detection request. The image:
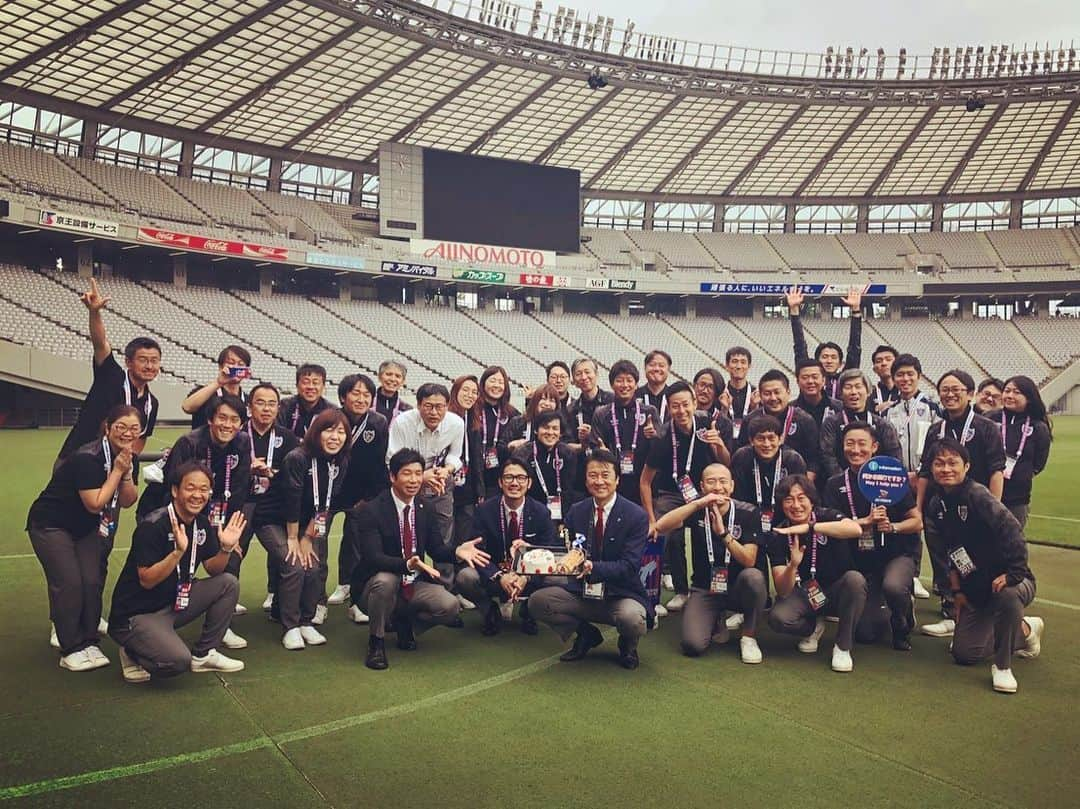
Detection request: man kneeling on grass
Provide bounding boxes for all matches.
[108,462,247,682]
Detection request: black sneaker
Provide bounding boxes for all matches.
[559,623,603,662]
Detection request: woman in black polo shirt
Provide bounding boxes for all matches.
[27,404,141,672]
[988,375,1052,530]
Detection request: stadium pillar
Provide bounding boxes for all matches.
[179,141,194,179]
[931,202,944,232]
[618,296,630,317]
[79,119,98,160]
[712,205,725,232]
[171,254,187,289]
[783,205,796,233]
[643,202,655,231]
[76,243,93,280]
[268,158,282,194]
[259,267,273,297]
[1008,198,1023,229]
[959,297,974,320]
[856,205,869,233]
[552,292,565,316]
[684,296,696,318]
[339,278,352,302]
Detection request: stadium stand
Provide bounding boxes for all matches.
[580,228,636,269]
[837,233,917,269]
[909,232,998,268]
[530,312,643,370]
[695,233,785,271]
[985,228,1073,267]
[160,176,277,235]
[939,318,1055,383]
[864,318,981,384]
[662,315,791,374]
[58,157,204,226]
[465,309,599,372]
[624,231,717,270]
[766,234,853,269]
[727,317,800,375]
[250,190,354,244]
[1013,316,1080,368]
[596,313,718,376]
[0,142,113,209]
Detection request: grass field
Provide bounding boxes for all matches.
[1,423,1078,808]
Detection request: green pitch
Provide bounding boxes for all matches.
[1,423,1078,808]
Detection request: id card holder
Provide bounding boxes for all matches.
[858,528,875,552]
[484,446,500,469]
[709,566,729,595]
[547,496,562,521]
[732,419,742,440]
[208,501,225,528]
[98,512,115,538]
[678,475,700,504]
[402,570,419,587]
[584,581,605,600]
[312,511,328,539]
[1003,456,1017,480]
[804,579,827,612]
[174,580,191,612]
[453,464,467,487]
[251,475,270,496]
[760,510,773,533]
[620,451,635,475]
[949,546,976,577]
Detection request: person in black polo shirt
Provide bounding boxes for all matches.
[821,422,922,651]
[108,462,246,683]
[740,369,822,479]
[502,383,573,454]
[730,414,808,535]
[923,439,1043,694]
[476,366,519,494]
[28,404,142,672]
[181,345,251,429]
[793,359,843,429]
[869,345,901,413]
[375,360,412,424]
[328,374,390,620]
[654,463,766,664]
[512,410,580,526]
[766,474,866,672]
[787,285,863,401]
[57,279,161,465]
[819,369,903,480]
[987,375,1052,530]
[590,359,659,506]
[722,346,758,443]
[567,357,613,451]
[278,363,332,438]
[917,369,1006,638]
[636,349,673,421]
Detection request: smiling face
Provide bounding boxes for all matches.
[781,484,813,524]
[343,382,372,419]
[483,372,506,403]
[668,390,695,431]
[249,388,279,431]
[585,458,618,503]
[759,380,789,415]
[573,362,597,395]
[319,422,348,456]
[977,384,1002,413]
[171,469,212,520]
[126,347,162,386]
[750,430,781,461]
[391,461,424,501]
[209,404,242,446]
[547,366,570,397]
[818,347,842,374]
[841,377,868,413]
[699,464,733,503]
[931,448,970,489]
[694,373,717,410]
[379,364,405,395]
[106,414,142,453]
[499,462,530,503]
[456,379,479,411]
[297,372,325,404]
[938,375,972,417]
[611,372,638,403]
[725,353,749,383]
[536,418,561,448]
[645,355,670,388]
[797,366,824,399]
[842,428,878,469]
[1002,381,1028,414]
[893,365,920,398]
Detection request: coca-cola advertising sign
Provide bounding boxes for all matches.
[137,228,289,262]
[412,238,555,270]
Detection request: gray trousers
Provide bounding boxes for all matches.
[528,586,647,649]
[28,525,104,655]
[422,488,456,586]
[336,506,369,588]
[854,556,917,644]
[257,524,322,630]
[108,574,238,677]
[1007,504,1030,532]
[359,572,461,640]
[225,506,278,594]
[952,578,1036,669]
[681,568,767,656]
[768,570,868,651]
[654,491,689,594]
[456,566,559,610]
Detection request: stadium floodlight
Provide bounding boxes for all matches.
[965,96,986,113]
[587,67,608,90]
[528,1,542,37]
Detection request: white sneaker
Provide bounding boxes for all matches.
[347,604,370,624]
[458,594,477,610]
[913,578,931,599]
[666,594,688,612]
[262,592,275,611]
[98,617,109,634]
[831,645,853,673]
[282,628,305,651]
[300,625,327,646]
[327,584,350,605]
[59,650,95,672]
[798,618,826,654]
[49,624,59,649]
[190,648,245,673]
[654,603,668,618]
[920,618,955,638]
[725,613,744,631]
[1018,616,1044,659]
[992,664,1017,693]
[84,645,111,669]
[312,604,328,625]
[740,636,763,664]
[233,603,248,616]
[221,628,248,650]
[499,601,514,622]
[118,647,150,683]
[661,574,674,591]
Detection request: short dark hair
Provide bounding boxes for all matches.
[545,360,571,379]
[585,447,619,476]
[389,448,424,477]
[207,393,246,421]
[666,380,693,401]
[796,358,826,376]
[302,408,351,461]
[891,353,922,378]
[101,404,142,438]
[871,344,898,363]
[171,460,212,490]
[249,382,279,402]
[840,420,878,443]
[532,409,564,433]
[415,382,450,403]
[571,357,597,375]
[338,373,376,403]
[296,363,327,384]
[725,346,752,364]
[774,473,819,515]
[759,369,789,390]
[644,349,672,367]
[608,359,639,386]
[217,345,251,368]
[978,377,1005,393]
[747,414,782,439]
[123,336,161,362]
[693,367,726,391]
[926,436,970,466]
[814,341,844,362]
[937,369,975,393]
[499,457,530,478]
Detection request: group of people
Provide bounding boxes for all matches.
[27,281,1051,693]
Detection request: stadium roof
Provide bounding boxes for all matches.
[1,0,1078,204]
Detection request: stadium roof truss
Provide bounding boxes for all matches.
[0,0,1078,206]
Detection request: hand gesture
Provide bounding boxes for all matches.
[750,389,761,410]
[501,573,526,600]
[718,388,733,413]
[707,502,730,532]
[216,367,234,387]
[577,422,592,441]
[219,511,246,554]
[643,415,658,439]
[703,423,724,447]
[774,523,810,536]
[114,449,134,475]
[510,538,528,557]
[788,536,806,567]
[455,538,491,569]
[576,559,594,579]
[422,468,446,495]
[80,278,110,312]
[408,555,442,580]
[991,574,1008,593]
[251,457,269,474]
[169,510,190,556]
[843,286,863,314]
[523,385,536,401]
[785,286,804,315]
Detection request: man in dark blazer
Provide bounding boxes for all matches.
[347,449,461,670]
[528,448,651,669]
[456,458,558,636]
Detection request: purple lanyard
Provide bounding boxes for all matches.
[349,413,370,448]
[206,445,233,502]
[672,420,696,476]
[1000,412,1030,459]
[753,453,782,510]
[532,443,561,498]
[780,406,795,443]
[123,374,153,435]
[611,400,640,456]
[481,406,502,447]
[311,458,336,513]
[247,422,277,467]
[843,469,862,519]
[809,513,819,578]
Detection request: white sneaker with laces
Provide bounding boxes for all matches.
[233,603,248,616]
[458,594,477,610]
[118,647,150,683]
[221,628,248,650]
[98,617,109,634]
[831,645,853,673]
[282,628,305,651]
[190,648,245,673]
[1018,616,1044,659]
[300,626,327,646]
[725,613,744,631]
[992,664,1017,693]
[347,605,370,624]
[59,650,95,672]
[920,618,955,638]
[798,618,826,654]
[312,604,328,625]
[49,624,59,649]
[666,594,688,612]
[654,603,668,618]
[661,574,674,591]
[262,592,275,611]
[327,584,350,605]
[499,601,514,622]
[740,636,763,664]
[913,578,931,599]
[84,645,111,669]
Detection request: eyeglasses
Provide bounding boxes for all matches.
[420,402,447,412]
[251,399,278,408]
[501,474,530,484]
[939,387,967,395]
[111,424,141,436]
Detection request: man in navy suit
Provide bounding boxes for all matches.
[528,448,651,669]
[347,449,461,670]
[456,458,558,636]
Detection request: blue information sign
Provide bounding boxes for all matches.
[856,455,910,505]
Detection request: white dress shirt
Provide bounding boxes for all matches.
[387,408,464,472]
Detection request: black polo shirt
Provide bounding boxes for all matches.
[686,500,761,593]
[730,446,807,515]
[277,396,332,439]
[644,413,719,496]
[275,447,347,528]
[635,384,671,422]
[247,423,300,526]
[766,506,855,589]
[338,410,390,509]
[591,400,659,504]
[27,439,111,535]
[793,392,842,429]
[374,390,412,424]
[188,386,248,429]
[58,354,158,461]
[821,469,918,576]
[917,406,1006,487]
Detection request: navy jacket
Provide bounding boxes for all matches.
[471,494,557,581]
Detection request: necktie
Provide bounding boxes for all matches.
[401,504,415,600]
[507,509,519,563]
[593,503,605,558]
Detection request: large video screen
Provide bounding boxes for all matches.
[423,148,580,253]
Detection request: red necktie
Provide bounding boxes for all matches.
[401,504,415,600]
[508,509,519,550]
[593,503,604,558]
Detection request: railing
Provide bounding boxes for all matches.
[394,0,1078,81]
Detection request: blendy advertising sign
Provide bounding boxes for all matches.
[585,277,637,291]
[137,228,289,261]
[452,268,506,283]
[412,238,555,270]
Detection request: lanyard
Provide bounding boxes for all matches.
[841,408,869,427]
[498,499,523,560]
[206,445,233,502]
[1000,412,1031,459]
[611,400,641,456]
[481,406,503,447]
[808,512,819,578]
[100,438,120,513]
[123,374,152,435]
[704,504,736,567]
[311,458,337,513]
[753,453,782,509]
[350,413,370,447]
[735,385,753,419]
[648,391,667,421]
[167,503,200,581]
[672,420,696,476]
[532,443,561,498]
[781,406,795,444]
[843,469,863,520]
[248,422,277,468]
[939,407,976,446]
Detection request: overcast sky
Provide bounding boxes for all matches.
[572,0,1078,55]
